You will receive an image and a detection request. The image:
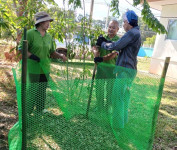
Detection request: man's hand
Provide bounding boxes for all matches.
[92,46,100,57]
[102,51,118,61]
[50,51,68,62]
[94,57,103,63]
[29,54,40,62]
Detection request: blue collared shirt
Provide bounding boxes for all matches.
[101,26,141,70]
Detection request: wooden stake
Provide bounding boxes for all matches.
[22,27,27,150]
[149,57,170,149]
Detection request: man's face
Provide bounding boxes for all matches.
[123,20,131,32]
[40,21,50,31]
[108,22,119,38]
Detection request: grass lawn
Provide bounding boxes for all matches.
[0,45,176,149]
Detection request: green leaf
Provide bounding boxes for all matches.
[141,0,167,34]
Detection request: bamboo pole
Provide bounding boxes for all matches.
[149,57,170,149]
[21,27,27,150]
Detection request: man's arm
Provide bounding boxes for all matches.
[103,51,118,61]
[50,51,67,62]
[92,46,100,57]
[101,32,134,51]
[94,51,118,63]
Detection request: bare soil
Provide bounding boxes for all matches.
[0,60,18,150]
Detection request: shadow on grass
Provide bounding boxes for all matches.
[160,103,177,116]
[26,113,119,150]
[153,81,177,149]
[153,110,177,149]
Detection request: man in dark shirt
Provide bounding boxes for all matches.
[96,10,141,130]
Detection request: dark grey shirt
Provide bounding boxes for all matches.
[101,26,141,70]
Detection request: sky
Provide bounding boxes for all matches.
[54,0,161,20]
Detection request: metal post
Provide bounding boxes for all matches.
[21,27,28,150]
[86,46,100,118]
[86,63,97,118]
[149,57,170,149]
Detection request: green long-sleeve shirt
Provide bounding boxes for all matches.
[18,27,55,59]
[96,35,119,79]
[99,35,119,64]
[18,27,55,74]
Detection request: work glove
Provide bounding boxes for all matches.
[29,54,40,62]
[94,57,103,63]
[96,36,108,47]
[96,35,112,47]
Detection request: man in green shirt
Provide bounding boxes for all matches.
[93,20,120,113]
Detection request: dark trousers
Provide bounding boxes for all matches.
[95,64,116,112]
[95,79,115,112]
[26,74,49,114]
[111,71,136,129]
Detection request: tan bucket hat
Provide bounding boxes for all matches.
[34,11,53,25]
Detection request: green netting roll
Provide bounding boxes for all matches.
[9,60,162,150]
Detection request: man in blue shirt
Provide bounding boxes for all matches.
[96,10,141,130]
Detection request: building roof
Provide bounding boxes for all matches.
[147,0,177,10]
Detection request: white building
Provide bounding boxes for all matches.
[148,0,177,80]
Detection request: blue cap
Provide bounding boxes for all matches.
[126,10,138,23]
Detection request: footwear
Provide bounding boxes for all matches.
[35,109,49,116]
[42,109,49,114]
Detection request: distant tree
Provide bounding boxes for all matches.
[77,14,84,22]
[0,0,57,42]
[0,6,9,38]
[103,16,114,28]
[48,6,76,42]
[92,19,105,29]
[139,17,156,45]
[68,0,166,34]
[143,35,156,47]
[110,0,166,34]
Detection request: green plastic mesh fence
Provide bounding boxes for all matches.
[8,59,162,150]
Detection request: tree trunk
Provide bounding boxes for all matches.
[14,0,28,44]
